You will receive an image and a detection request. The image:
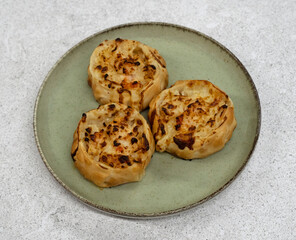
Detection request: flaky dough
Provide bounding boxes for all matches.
[148,80,237,159]
[71,103,155,187]
[88,38,168,111]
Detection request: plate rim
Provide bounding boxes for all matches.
[33,21,261,219]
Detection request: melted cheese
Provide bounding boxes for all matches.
[88,38,168,111]
[71,103,155,187]
[148,80,237,159]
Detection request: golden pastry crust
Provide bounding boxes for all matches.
[148,80,237,159]
[71,103,155,187]
[88,38,168,111]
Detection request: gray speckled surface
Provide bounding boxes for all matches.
[1,0,295,239]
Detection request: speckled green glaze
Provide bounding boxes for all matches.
[34,22,261,218]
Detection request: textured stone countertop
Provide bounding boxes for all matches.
[1,1,295,239]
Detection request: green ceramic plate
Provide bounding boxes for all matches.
[34,22,261,218]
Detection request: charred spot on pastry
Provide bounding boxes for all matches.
[150,50,166,68]
[168,104,174,109]
[126,160,132,166]
[71,147,78,160]
[108,104,116,110]
[85,127,91,133]
[109,162,114,167]
[153,133,158,143]
[104,74,108,79]
[207,119,215,127]
[111,111,118,117]
[189,126,196,131]
[99,164,108,170]
[160,123,166,135]
[113,126,119,132]
[133,126,138,133]
[90,134,96,141]
[173,134,195,150]
[96,65,102,70]
[102,66,108,73]
[142,133,150,151]
[210,99,219,107]
[103,122,106,127]
[187,102,195,108]
[101,155,107,162]
[100,141,107,147]
[108,83,112,88]
[175,124,181,131]
[126,110,131,117]
[82,113,87,122]
[176,115,183,125]
[150,64,156,70]
[135,61,140,66]
[149,109,156,126]
[115,38,123,42]
[84,137,89,142]
[195,99,201,105]
[162,107,169,115]
[222,104,228,109]
[111,46,117,52]
[131,137,138,144]
[136,119,143,125]
[196,108,205,113]
[119,155,129,163]
[113,140,120,146]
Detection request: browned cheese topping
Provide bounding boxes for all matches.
[149,80,233,153]
[88,39,168,111]
[73,104,151,169]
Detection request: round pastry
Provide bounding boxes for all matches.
[148,80,237,159]
[87,38,168,111]
[71,103,155,188]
